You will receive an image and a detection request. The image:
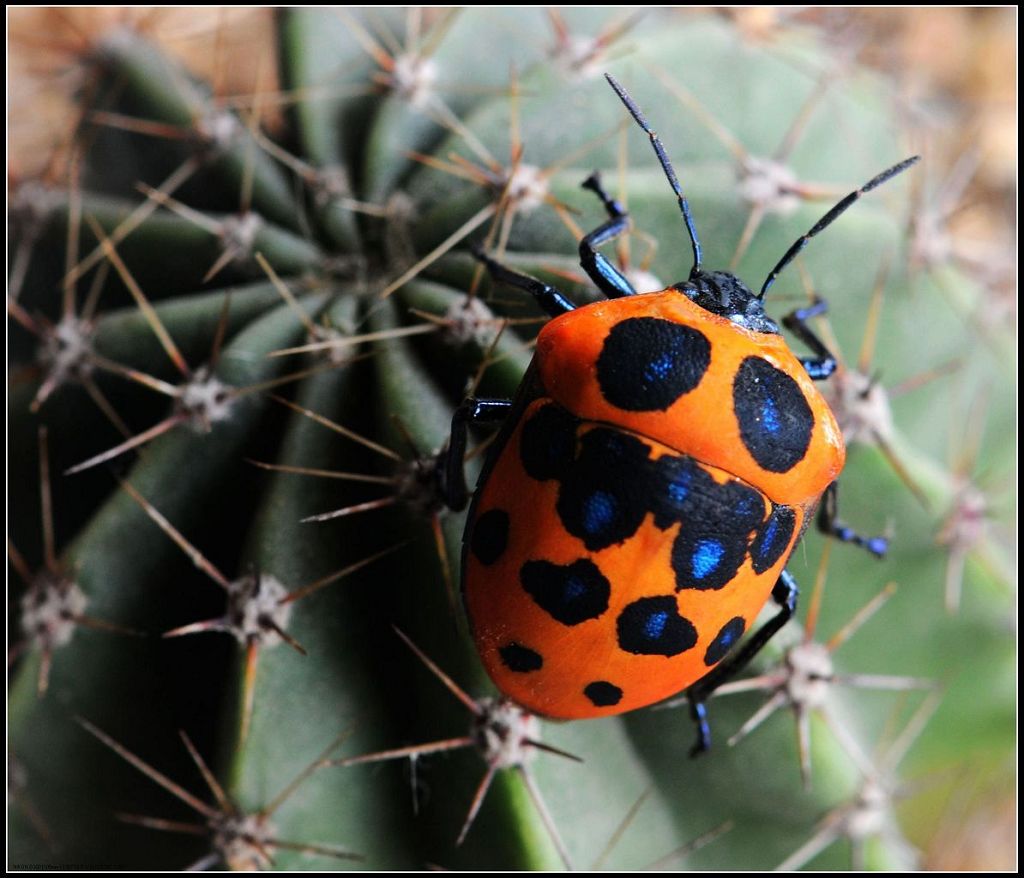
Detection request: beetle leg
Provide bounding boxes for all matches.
[578,171,638,299]
[473,247,576,317]
[439,397,513,510]
[817,482,888,557]
[782,297,837,380]
[686,569,799,756]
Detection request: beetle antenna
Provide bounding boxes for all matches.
[759,156,920,300]
[605,73,703,279]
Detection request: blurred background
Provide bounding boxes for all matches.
[9,6,1016,287]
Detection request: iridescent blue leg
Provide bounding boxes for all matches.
[440,398,512,510]
[687,569,799,756]
[473,247,576,317]
[783,298,837,380]
[578,172,637,299]
[817,482,888,557]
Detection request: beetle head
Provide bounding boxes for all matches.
[675,270,780,334]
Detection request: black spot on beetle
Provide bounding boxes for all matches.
[671,531,751,592]
[651,460,765,592]
[520,403,578,481]
[556,428,653,550]
[649,454,703,530]
[750,504,796,573]
[732,357,814,473]
[584,680,623,707]
[471,509,509,565]
[499,642,543,672]
[596,317,711,411]
[520,558,611,625]
[617,596,697,656]
[703,617,746,666]
[650,455,764,535]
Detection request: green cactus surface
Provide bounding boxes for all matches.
[9,8,1015,872]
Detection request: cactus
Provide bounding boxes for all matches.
[8,9,1014,871]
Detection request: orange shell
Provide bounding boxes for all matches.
[464,402,810,719]
[536,290,845,506]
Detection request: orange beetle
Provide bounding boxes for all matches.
[442,75,916,752]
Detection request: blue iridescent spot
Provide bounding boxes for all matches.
[750,505,796,574]
[691,539,725,579]
[759,517,779,555]
[642,351,676,383]
[520,559,610,625]
[618,596,697,656]
[582,491,616,534]
[761,397,781,433]
[704,616,746,666]
[644,610,669,639]
[733,356,814,473]
[667,472,692,505]
[563,575,586,601]
[733,492,759,520]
